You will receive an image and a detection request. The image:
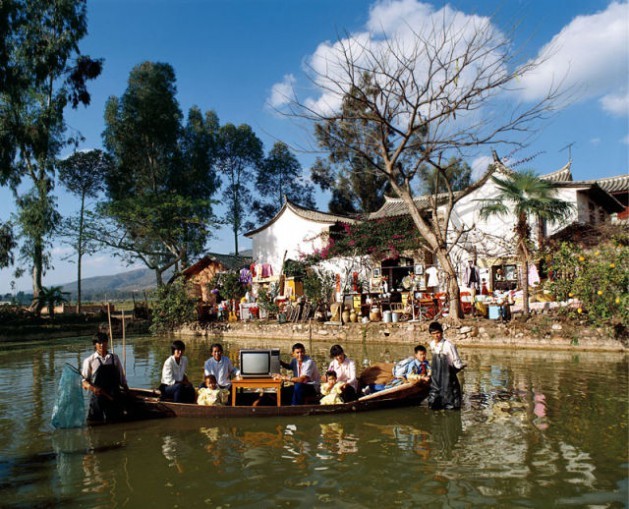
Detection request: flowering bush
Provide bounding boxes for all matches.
[301,216,424,265]
[548,237,628,331]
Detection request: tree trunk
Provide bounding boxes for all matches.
[77,194,85,314]
[155,268,164,287]
[31,241,44,314]
[434,248,463,324]
[522,255,530,317]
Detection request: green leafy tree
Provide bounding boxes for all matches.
[0,221,17,269]
[252,142,315,224]
[312,76,392,215]
[57,149,111,312]
[149,274,197,334]
[101,62,219,286]
[479,170,573,316]
[215,123,264,254]
[0,0,102,307]
[35,285,70,319]
[419,157,472,195]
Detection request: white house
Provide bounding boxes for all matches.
[244,200,357,278]
[245,156,626,296]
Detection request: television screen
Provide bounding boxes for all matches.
[239,349,281,377]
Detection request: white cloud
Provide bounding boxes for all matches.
[590,137,601,145]
[267,74,296,109]
[622,134,629,145]
[51,246,74,257]
[270,0,507,124]
[471,155,494,180]
[517,2,629,116]
[600,89,629,116]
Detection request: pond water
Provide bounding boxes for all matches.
[0,335,626,508]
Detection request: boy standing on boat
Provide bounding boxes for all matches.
[81,332,128,423]
[280,343,321,405]
[427,322,466,410]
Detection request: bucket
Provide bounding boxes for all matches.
[391,312,399,323]
[383,310,392,323]
[488,305,500,320]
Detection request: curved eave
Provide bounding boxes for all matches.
[245,200,358,237]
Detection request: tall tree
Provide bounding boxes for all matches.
[479,170,572,317]
[101,62,218,286]
[0,0,102,308]
[419,157,472,195]
[252,141,316,224]
[0,221,17,269]
[215,123,263,255]
[57,149,111,312]
[285,15,560,323]
[312,77,392,215]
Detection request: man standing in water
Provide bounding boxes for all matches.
[81,332,129,422]
[427,322,466,410]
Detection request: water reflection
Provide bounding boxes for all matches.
[0,336,626,508]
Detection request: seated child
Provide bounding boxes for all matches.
[405,345,431,382]
[385,345,431,389]
[197,374,229,406]
[320,370,344,405]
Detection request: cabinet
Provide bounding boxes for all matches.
[492,264,518,291]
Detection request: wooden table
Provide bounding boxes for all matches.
[231,377,283,407]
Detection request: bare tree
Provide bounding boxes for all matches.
[282,14,560,323]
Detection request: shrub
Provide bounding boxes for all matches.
[149,275,197,334]
[548,239,628,330]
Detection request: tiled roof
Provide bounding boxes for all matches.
[584,174,629,194]
[183,253,253,276]
[245,200,357,237]
[367,193,460,219]
[539,162,573,182]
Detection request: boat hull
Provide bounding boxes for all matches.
[126,380,429,420]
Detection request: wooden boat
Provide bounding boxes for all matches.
[126,378,430,420]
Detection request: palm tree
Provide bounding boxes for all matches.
[479,170,573,317]
[35,286,70,319]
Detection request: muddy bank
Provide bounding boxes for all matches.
[177,317,626,352]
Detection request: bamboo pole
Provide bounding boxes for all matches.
[107,302,114,353]
[122,309,126,372]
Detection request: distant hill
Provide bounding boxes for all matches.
[60,267,169,301]
[58,249,252,301]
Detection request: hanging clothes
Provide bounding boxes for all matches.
[425,266,439,288]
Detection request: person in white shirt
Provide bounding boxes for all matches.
[326,344,358,402]
[428,322,466,410]
[81,332,128,422]
[160,340,195,403]
[203,343,240,390]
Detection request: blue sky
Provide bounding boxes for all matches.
[1,0,627,293]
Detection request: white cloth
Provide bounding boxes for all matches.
[429,338,466,371]
[161,355,189,386]
[82,351,127,385]
[327,357,358,392]
[425,266,439,287]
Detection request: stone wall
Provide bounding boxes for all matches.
[176,319,626,352]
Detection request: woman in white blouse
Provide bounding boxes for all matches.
[160,340,196,403]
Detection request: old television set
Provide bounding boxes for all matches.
[239,348,281,378]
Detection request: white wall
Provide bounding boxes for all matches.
[250,207,333,273]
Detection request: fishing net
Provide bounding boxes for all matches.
[51,364,85,429]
